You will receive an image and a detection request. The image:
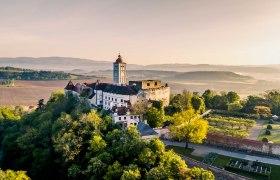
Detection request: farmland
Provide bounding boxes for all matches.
[205,115,256,138]
[0,79,101,106]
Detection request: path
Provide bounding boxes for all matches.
[247,119,265,140]
[162,140,280,166]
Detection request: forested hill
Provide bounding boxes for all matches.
[0,91,214,179]
[0,66,72,80]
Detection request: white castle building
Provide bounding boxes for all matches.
[65,54,170,128]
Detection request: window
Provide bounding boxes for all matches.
[134,116,137,119]
[124,117,126,120]
[131,116,133,119]
[121,99,123,102]
[119,117,121,120]
[155,82,158,86]
[134,123,137,125]
[147,83,150,86]
[108,97,110,100]
[115,99,117,102]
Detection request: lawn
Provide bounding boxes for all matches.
[211,154,230,167]
[165,145,203,161]
[257,121,280,144]
[166,145,280,180]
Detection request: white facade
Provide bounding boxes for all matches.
[112,113,143,128]
[103,92,131,110]
[89,89,103,108]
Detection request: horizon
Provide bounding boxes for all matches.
[1,56,280,66]
[1,0,280,65]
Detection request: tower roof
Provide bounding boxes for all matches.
[115,53,125,64]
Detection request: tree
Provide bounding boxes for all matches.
[264,90,280,115]
[104,161,123,180]
[262,138,269,143]
[0,169,30,180]
[1,90,214,180]
[228,102,243,112]
[121,169,141,180]
[191,95,206,114]
[226,91,240,103]
[146,166,168,180]
[189,167,215,180]
[131,100,151,114]
[242,95,266,113]
[145,107,164,128]
[169,90,193,113]
[254,106,271,119]
[202,89,216,109]
[89,135,107,153]
[211,95,228,110]
[170,110,208,149]
[265,130,271,135]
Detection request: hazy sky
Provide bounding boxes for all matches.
[1,0,280,65]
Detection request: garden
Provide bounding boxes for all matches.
[258,121,280,144]
[226,159,271,179]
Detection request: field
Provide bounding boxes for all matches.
[205,115,256,138]
[0,79,100,106]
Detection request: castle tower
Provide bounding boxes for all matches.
[113,54,126,84]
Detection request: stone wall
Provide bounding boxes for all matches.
[142,86,170,106]
[206,133,280,156]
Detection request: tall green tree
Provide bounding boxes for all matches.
[191,95,206,114]
[226,91,240,103]
[145,107,164,128]
[202,89,216,109]
[170,110,208,149]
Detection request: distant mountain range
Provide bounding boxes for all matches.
[1,57,280,74]
[1,57,280,82]
[1,56,280,96]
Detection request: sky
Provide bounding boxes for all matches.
[0,0,280,65]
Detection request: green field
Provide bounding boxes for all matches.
[258,122,280,144]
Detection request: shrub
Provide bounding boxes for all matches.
[269,119,274,124]
[265,130,271,135]
[262,138,269,143]
[267,125,273,130]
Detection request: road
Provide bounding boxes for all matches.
[162,140,280,166]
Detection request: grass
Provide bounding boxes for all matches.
[211,155,231,167]
[165,145,204,161]
[166,145,280,180]
[257,121,280,144]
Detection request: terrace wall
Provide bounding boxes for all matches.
[205,133,280,156]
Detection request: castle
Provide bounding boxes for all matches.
[65,54,170,128]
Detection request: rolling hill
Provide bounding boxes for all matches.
[167,71,254,82]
